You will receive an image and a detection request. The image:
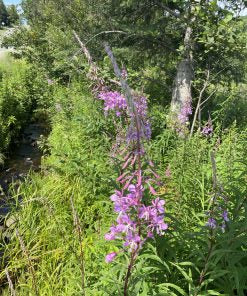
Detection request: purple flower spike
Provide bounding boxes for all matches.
[222,210,229,222]
[206,217,217,229]
[105,252,117,263]
[178,100,192,125]
[98,49,167,265]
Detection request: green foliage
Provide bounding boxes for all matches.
[6,5,20,26]
[1,83,116,295]
[12,0,246,101]
[97,126,247,295]
[0,1,246,295]
[0,0,8,27]
[0,59,31,152]
[0,58,54,156]
[2,86,247,294]
[211,84,247,129]
[0,1,19,27]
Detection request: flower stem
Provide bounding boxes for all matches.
[124,251,136,296]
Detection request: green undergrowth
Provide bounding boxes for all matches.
[1,80,246,294]
[0,84,117,295]
[0,57,54,163]
[98,127,247,295]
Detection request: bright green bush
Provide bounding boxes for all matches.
[0,59,30,152]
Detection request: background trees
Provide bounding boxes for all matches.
[7,5,20,26]
[0,1,20,27]
[7,0,245,130]
[0,0,8,26]
[0,1,247,295]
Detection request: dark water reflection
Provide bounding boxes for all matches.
[0,123,47,218]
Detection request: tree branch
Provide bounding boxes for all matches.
[154,1,181,18]
[85,30,127,45]
[190,69,210,137]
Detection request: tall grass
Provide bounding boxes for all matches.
[1,76,246,294]
[0,83,116,295]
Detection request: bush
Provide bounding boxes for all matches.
[0,57,55,157]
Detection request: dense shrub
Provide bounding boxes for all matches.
[0,57,54,160]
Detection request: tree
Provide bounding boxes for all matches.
[0,0,8,27]
[7,0,247,131]
[7,5,20,26]
[155,0,247,130]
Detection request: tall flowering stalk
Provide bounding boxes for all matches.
[103,44,167,295]
[206,151,229,232]
[73,34,167,294]
[195,151,230,295]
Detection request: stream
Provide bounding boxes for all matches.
[0,122,47,221]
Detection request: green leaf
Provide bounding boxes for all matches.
[158,283,187,296]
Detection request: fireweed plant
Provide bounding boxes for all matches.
[173,99,193,137]
[74,36,167,293]
[195,151,231,294]
[202,116,213,136]
[99,44,168,294]
[206,151,229,232]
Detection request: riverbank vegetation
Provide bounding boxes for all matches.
[0,1,247,295]
[0,57,54,163]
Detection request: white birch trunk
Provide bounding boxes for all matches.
[171,25,194,118]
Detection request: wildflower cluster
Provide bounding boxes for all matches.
[98,90,151,140]
[178,100,192,125]
[202,117,213,136]
[206,200,229,232]
[96,50,167,264]
[105,183,167,262]
[98,91,127,116]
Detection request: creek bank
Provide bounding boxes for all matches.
[0,122,48,223]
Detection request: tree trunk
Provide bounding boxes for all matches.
[171,24,194,120]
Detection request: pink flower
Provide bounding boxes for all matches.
[98,91,127,116]
[152,198,165,214]
[105,232,116,241]
[105,252,117,263]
